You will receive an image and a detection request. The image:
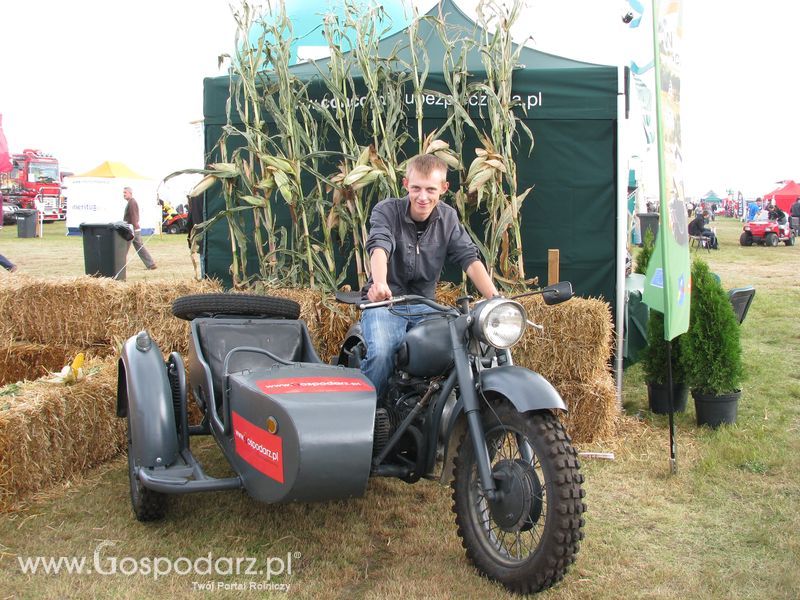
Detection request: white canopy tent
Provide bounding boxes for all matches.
[64,161,158,235]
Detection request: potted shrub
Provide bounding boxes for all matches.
[641,311,688,414]
[634,229,655,275]
[680,259,744,427]
[634,229,688,414]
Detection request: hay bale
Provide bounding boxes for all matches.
[0,275,222,355]
[553,374,619,444]
[515,295,614,385]
[0,343,96,386]
[112,279,223,355]
[0,275,122,351]
[0,357,125,510]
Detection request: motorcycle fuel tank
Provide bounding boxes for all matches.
[395,317,454,377]
[225,363,376,503]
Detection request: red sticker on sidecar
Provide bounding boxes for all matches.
[232,411,284,483]
[256,376,374,395]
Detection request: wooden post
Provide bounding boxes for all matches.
[548,249,560,285]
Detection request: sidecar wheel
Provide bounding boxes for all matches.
[171,293,300,321]
[452,404,585,594]
[127,413,167,522]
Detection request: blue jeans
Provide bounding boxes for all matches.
[360,304,439,398]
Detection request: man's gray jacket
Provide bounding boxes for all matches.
[362,196,480,299]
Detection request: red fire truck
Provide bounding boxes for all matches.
[0,149,66,221]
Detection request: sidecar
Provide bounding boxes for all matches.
[117,294,377,520]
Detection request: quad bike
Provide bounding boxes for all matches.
[117,284,585,594]
[740,219,795,246]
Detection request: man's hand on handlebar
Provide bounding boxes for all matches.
[367,282,393,302]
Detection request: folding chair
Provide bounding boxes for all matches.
[689,235,711,252]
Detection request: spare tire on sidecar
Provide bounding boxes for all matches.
[117,293,376,521]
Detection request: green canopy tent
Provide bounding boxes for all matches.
[701,190,725,204]
[200,0,628,356]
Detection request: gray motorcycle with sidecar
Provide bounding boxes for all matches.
[117,284,585,594]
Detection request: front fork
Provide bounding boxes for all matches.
[448,316,500,501]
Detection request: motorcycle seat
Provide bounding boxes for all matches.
[192,318,322,405]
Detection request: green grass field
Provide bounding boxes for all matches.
[0,217,798,599]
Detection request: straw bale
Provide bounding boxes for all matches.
[0,275,122,351]
[0,343,97,386]
[0,275,222,355]
[553,373,619,444]
[111,278,223,355]
[0,357,124,510]
[514,295,614,385]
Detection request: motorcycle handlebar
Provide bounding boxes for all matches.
[358,295,456,314]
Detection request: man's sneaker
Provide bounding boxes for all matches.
[148,265,158,270]
[9,265,17,273]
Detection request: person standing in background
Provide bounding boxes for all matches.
[789,196,800,234]
[123,186,157,270]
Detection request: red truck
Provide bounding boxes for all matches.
[0,149,66,221]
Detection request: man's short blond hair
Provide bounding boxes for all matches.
[406,153,448,178]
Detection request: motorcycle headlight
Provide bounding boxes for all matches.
[472,298,527,349]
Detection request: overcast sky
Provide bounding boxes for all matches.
[1,0,797,200]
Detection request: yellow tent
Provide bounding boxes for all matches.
[77,161,146,179]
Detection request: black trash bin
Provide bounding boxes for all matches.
[79,222,131,280]
[16,209,37,238]
[637,212,660,246]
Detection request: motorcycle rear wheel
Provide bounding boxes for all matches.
[452,403,585,594]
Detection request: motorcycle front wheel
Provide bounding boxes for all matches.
[452,402,585,594]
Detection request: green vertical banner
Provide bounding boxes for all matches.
[642,0,691,340]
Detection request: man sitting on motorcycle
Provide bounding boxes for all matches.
[360,153,499,397]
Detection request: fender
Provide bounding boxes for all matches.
[117,331,179,469]
[479,366,568,413]
[335,322,366,367]
[437,365,566,484]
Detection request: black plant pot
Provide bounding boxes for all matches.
[692,389,741,428]
[647,381,689,414]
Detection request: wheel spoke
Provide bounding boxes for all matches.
[499,530,509,554]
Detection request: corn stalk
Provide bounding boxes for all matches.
[308,2,412,288]
[430,14,481,249]
[468,0,534,284]
[227,1,286,283]
[179,1,538,293]
[251,6,318,288]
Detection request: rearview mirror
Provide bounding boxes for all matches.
[542,281,574,305]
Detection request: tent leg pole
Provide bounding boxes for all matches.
[614,65,629,408]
